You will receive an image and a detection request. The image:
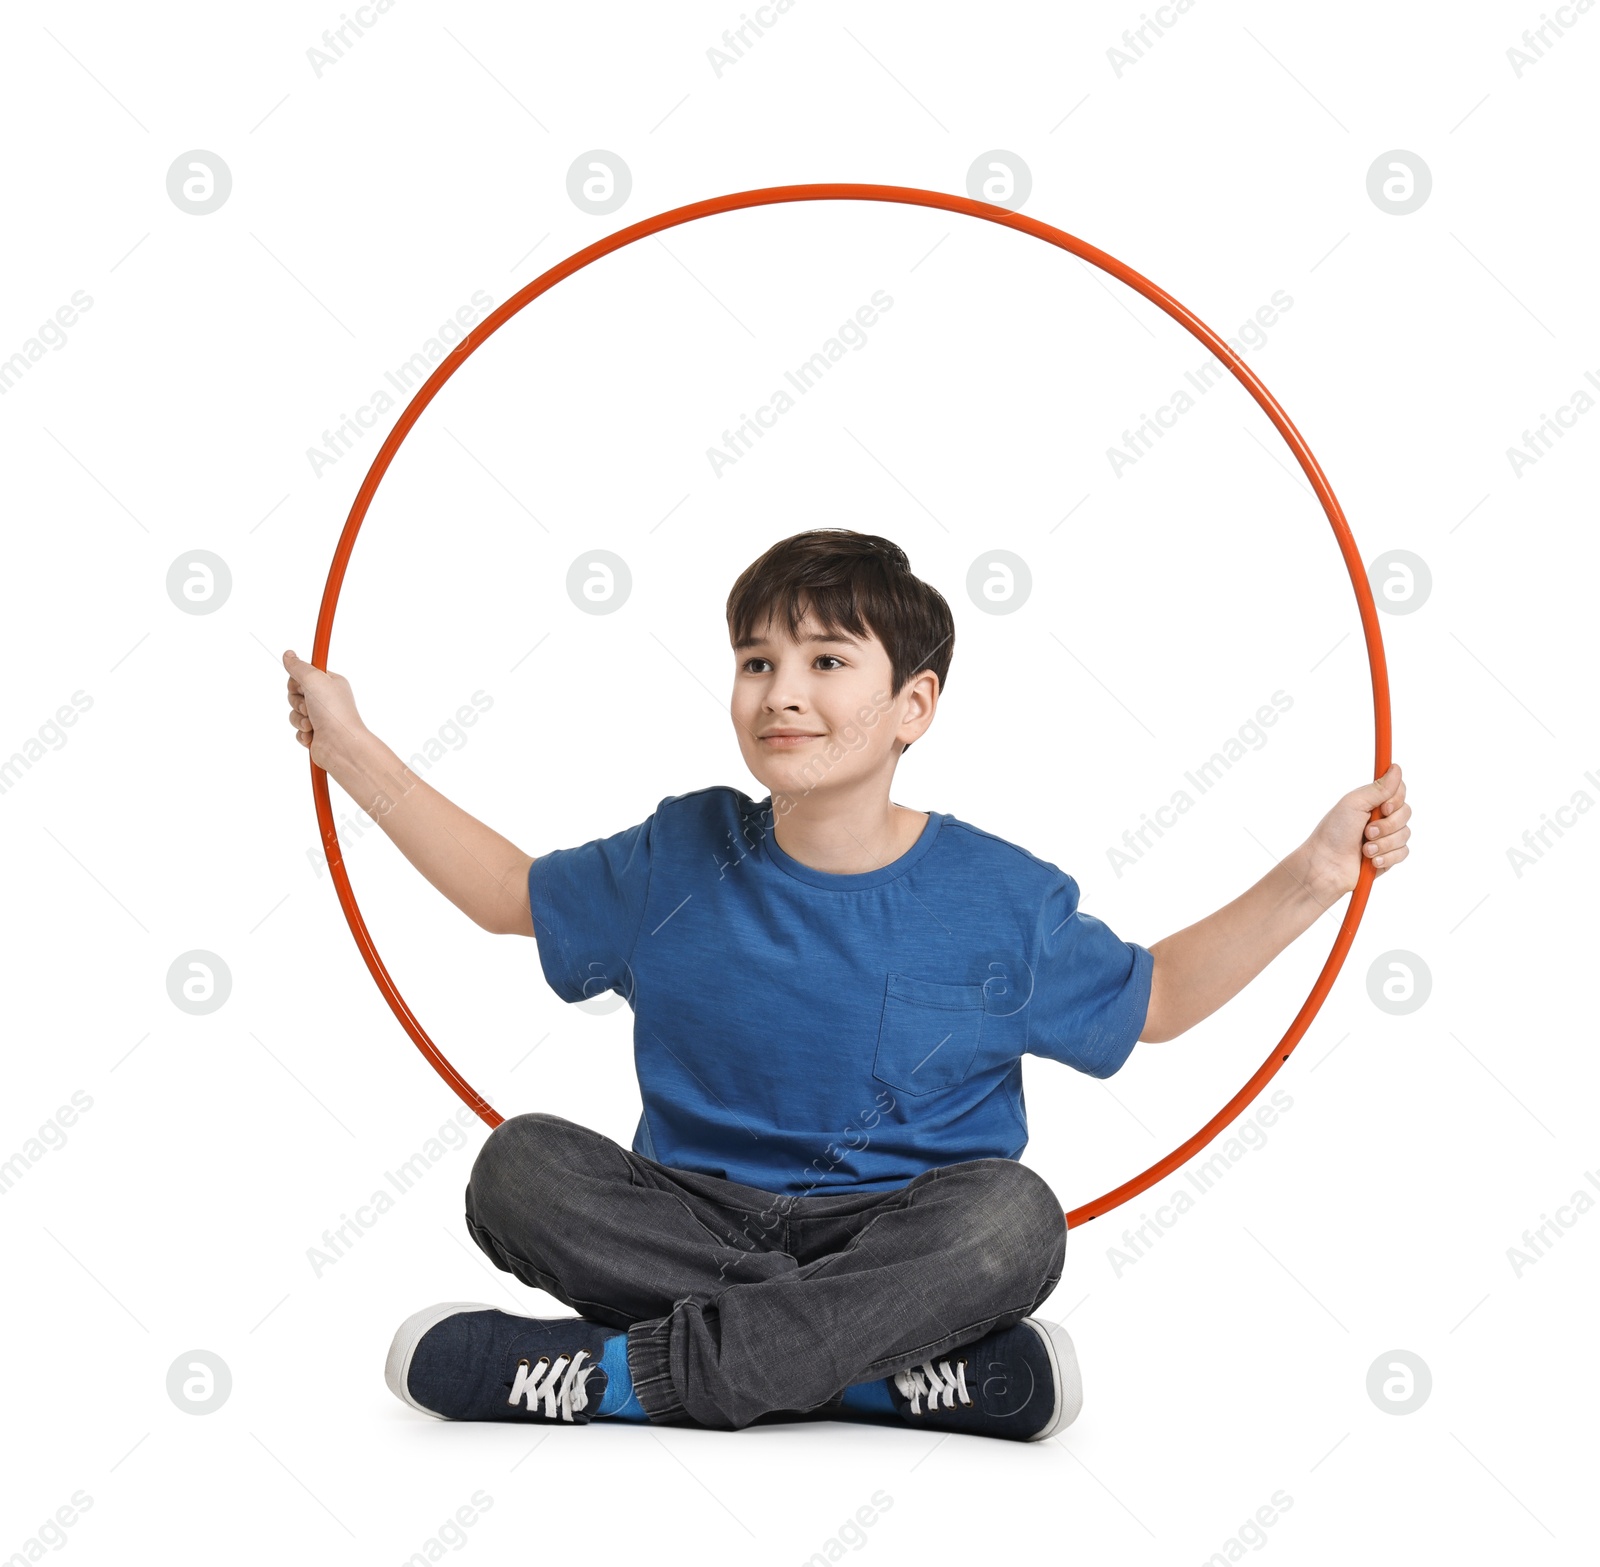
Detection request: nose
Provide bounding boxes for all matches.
[762,667,811,715]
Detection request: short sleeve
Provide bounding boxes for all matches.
[1024,873,1153,1078]
[528,813,655,1004]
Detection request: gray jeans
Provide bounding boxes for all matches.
[463,1111,1068,1430]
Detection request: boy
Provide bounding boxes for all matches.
[282,528,1410,1440]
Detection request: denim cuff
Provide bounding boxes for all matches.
[625,1317,692,1425]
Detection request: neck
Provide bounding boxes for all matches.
[769,776,927,875]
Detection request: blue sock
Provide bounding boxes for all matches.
[838,1374,897,1416]
[593,1330,650,1421]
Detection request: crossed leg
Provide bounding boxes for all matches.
[463,1112,1067,1430]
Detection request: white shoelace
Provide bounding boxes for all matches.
[894,1356,972,1415]
[507,1349,599,1421]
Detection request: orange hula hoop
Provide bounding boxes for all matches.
[309,182,1391,1229]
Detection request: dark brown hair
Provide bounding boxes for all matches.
[726,529,954,753]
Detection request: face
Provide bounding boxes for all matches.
[730,604,937,802]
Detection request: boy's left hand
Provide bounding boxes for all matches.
[1302,763,1411,900]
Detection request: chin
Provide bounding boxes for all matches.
[747,757,817,796]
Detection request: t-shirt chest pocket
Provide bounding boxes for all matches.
[872,972,986,1096]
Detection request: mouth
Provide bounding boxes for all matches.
[759,731,824,748]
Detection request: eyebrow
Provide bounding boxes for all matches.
[733,631,861,651]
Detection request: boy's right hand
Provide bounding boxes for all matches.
[283,649,369,773]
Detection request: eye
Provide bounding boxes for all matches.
[739,654,847,673]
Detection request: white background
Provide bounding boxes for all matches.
[2,1,1594,1562]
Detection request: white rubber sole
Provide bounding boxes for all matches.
[1021,1317,1084,1440]
[384,1301,495,1419]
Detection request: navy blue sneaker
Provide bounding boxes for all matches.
[385,1302,612,1424]
[888,1318,1083,1441]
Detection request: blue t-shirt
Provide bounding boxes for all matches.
[528,786,1152,1196]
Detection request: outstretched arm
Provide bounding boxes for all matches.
[1140,764,1411,1043]
[283,650,535,937]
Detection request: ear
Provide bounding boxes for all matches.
[894,669,940,751]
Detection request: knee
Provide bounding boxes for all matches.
[465,1111,606,1221]
[1000,1158,1068,1248]
[946,1159,1066,1301]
